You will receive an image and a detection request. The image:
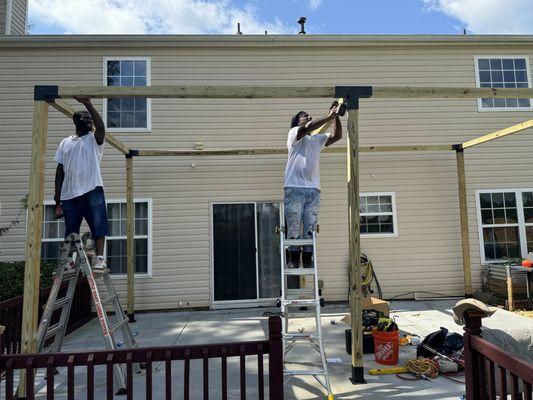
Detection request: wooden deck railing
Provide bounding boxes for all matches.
[0,276,92,355]
[463,310,533,400]
[0,316,284,400]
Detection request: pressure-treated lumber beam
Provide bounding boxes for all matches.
[461,119,533,150]
[135,144,453,157]
[58,85,335,99]
[54,85,533,99]
[19,100,49,396]
[371,86,533,99]
[456,149,473,296]
[126,156,135,322]
[50,99,130,155]
[347,108,365,384]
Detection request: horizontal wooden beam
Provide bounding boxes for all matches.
[58,86,335,99]
[49,99,130,155]
[461,119,533,149]
[136,144,453,157]
[372,87,533,99]
[55,85,533,99]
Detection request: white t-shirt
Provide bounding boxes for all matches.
[54,133,104,200]
[284,126,331,189]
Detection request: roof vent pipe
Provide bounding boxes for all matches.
[298,17,306,34]
[237,22,243,35]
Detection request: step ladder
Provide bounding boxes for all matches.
[36,232,139,394]
[279,229,334,399]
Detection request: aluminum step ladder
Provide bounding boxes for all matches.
[36,232,139,394]
[279,229,334,400]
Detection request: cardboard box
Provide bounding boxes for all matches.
[341,297,390,325]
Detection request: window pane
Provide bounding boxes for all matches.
[490,59,502,69]
[135,203,148,219]
[135,219,148,235]
[505,98,518,107]
[492,209,505,223]
[379,215,392,224]
[514,59,526,69]
[108,203,120,219]
[481,209,493,224]
[41,242,61,263]
[478,59,490,69]
[107,61,120,76]
[524,208,533,223]
[122,98,134,111]
[492,193,504,207]
[134,60,146,76]
[134,112,147,128]
[121,77,134,87]
[380,224,394,233]
[367,204,379,213]
[491,70,503,82]
[380,204,392,212]
[515,70,527,82]
[108,219,121,237]
[527,226,533,252]
[107,112,120,128]
[523,192,533,207]
[484,243,496,260]
[505,208,517,224]
[503,70,515,83]
[108,99,121,112]
[44,205,55,221]
[481,98,493,108]
[120,60,133,76]
[367,224,380,233]
[107,239,125,274]
[134,77,146,86]
[479,71,491,83]
[504,192,516,207]
[107,77,120,86]
[134,98,147,111]
[379,195,392,204]
[502,59,514,69]
[121,112,135,127]
[518,99,531,107]
[493,98,506,108]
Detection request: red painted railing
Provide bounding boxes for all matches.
[0,316,284,400]
[463,311,533,400]
[0,277,92,355]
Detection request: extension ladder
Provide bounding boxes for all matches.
[36,232,138,394]
[279,229,334,399]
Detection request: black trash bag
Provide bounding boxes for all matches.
[417,327,448,357]
[442,332,464,356]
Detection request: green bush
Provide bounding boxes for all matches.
[0,261,57,302]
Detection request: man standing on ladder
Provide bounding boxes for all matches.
[54,97,109,270]
[284,103,343,269]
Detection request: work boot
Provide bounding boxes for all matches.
[92,255,107,272]
[302,252,313,268]
[287,250,301,268]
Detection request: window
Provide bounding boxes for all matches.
[475,56,531,110]
[477,189,533,262]
[41,204,65,263]
[360,193,397,237]
[40,200,151,276]
[107,200,151,276]
[104,57,151,130]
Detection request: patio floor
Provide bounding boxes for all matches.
[6,299,531,399]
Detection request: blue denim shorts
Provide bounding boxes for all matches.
[62,186,110,239]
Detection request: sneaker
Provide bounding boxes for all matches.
[92,256,107,271]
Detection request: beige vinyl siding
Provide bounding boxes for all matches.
[0,0,7,34]
[1,42,533,310]
[9,0,26,35]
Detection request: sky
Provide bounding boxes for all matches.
[28,0,533,35]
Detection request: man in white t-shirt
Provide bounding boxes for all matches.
[54,97,109,270]
[284,103,342,269]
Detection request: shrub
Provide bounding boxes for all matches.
[0,261,57,302]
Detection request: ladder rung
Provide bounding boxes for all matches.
[284,268,316,275]
[286,289,315,296]
[284,333,319,340]
[45,323,64,340]
[110,318,129,334]
[102,294,119,305]
[282,299,320,306]
[284,239,313,247]
[52,297,70,310]
[284,369,325,376]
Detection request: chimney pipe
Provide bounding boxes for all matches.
[236,22,242,35]
[298,17,306,34]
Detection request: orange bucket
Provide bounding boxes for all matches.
[372,329,399,365]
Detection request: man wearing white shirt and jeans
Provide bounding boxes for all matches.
[284,103,342,270]
[54,97,109,271]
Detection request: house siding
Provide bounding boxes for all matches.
[0,1,7,34]
[9,0,26,35]
[1,40,532,309]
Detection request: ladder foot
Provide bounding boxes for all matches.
[128,313,136,323]
[115,387,127,396]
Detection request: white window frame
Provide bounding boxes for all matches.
[360,192,398,238]
[474,55,533,112]
[475,188,533,264]
[41,200,65,251]
[106,198,153,279]
[41,199,153,278]
[102,57,152,132]
[5,0,12,34]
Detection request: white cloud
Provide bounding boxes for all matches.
[423,0,533,34]
[29,0,290,34]
[308,0,324,10]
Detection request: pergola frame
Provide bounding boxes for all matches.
[23,85,533,385]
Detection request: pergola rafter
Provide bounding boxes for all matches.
[22,85,533,388]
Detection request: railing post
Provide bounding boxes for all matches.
[463,311,483,400]
[268,316,284,400]
[0,325,5,355]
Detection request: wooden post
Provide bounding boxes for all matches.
[456,149,473,297]
[126,155,135,322]
[347,108,365,383]
[268,316,284,400]
[19,100,49,395]
[463,311,484,400]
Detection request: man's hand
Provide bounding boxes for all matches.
[55,205,64,220]
[329,101,338,116]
